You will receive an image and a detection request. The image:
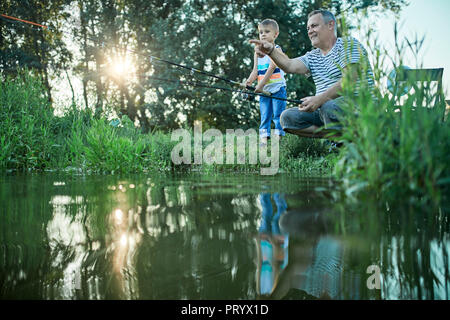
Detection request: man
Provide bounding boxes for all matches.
[250,9,375,138]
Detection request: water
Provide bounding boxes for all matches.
[0,173,449,300]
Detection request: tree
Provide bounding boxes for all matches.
[1,0,408,128]
[0,0,73,102]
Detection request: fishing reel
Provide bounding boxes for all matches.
[241,92,255,101]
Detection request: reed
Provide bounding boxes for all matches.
[333,23,449,205]
[0,70,54,170]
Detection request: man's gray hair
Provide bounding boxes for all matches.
[308,9,337,36]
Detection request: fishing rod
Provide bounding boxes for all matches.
[125,47,272,96]
[144,75,304,104]
[66,31,276,98]
[81,35,290,101]
[1,13,303,105]
[0,13,48,29]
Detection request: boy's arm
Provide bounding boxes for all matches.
[243,52,258,87]
[255,57,278,93]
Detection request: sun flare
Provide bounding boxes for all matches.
[109,55,135,77]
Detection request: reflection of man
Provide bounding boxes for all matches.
[270,207,345,300]
[256,193,288,296]
[250,9,375,138]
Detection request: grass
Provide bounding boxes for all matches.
[0,71,55,170]
[0,70,334,175]
[0,71,176,174]
[184,130,336,176]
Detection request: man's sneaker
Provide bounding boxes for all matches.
[328,141,343,152]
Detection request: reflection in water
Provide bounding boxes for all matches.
[255,193,288,297]
[0,174,448,300]
[270,206,347,300]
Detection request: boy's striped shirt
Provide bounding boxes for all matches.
[257,44,287,94]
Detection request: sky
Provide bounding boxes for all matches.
[367,0,450,98]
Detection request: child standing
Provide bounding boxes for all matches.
[244,19,287,145]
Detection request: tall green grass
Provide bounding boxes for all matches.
[0,71,55,170]
[334,25,449,205]
[1,71,332,175]
[66,116,176,173]
[0,71,176,173]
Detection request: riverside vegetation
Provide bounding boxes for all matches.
[0,71,334,176]
[1,38,449,205]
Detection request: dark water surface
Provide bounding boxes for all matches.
[0,173,448,300]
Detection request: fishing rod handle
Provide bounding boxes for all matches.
[241,84,272,97]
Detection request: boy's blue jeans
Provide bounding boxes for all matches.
[259,86,287,138]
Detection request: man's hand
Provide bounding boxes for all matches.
[249,39,274,58]
[298,95,325,112]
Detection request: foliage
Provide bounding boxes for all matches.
[333,20,449,205]
[0,70,55,170]
[279,133,335,175]
[0,0,73,101]
[1,0,407,132]
[0,71,177,173]
[1,71,333,175]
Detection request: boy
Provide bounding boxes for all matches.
[244,19,287,146]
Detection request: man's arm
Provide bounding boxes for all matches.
[249,40,309,75]
[299,64,359,112]
[299,80,342,112]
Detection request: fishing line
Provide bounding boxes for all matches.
[144,75,303,104]
[126,47,267,93]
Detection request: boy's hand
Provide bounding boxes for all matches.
[242,79,253,88]
[254,84,264,93]
[249,40,274,58]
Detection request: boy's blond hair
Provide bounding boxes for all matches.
[259,19,279,32]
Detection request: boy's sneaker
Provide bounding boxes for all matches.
[272,134,282,142]
[259,137,268,147]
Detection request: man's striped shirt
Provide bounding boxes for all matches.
[297,37,375,96]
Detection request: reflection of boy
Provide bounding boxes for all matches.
[259,193,287,235]
[244,19,287,145]
[257,193,288,295]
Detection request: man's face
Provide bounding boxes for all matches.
[258,24,278,43]
[307,13,333,48]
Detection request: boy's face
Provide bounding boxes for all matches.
[258,24,278,43]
